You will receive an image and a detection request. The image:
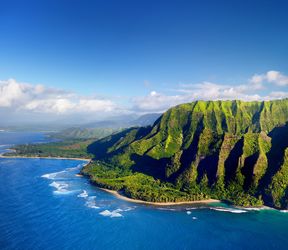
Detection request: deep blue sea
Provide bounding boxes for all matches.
[1,131,288,250]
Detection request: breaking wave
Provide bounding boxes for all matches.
[99,209,123,218]
[49,181,75,195]
[99,207,136,218]
[85,196,99,209]
[66,164,84,171]
[210,207,247,214]
[41,170,67,180]
[243,207,271,211]
[78,190,88,198]
[157,207,177,211]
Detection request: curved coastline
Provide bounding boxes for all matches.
[2,154,219,206]
[0,155,272,208]
[99,187,273,210]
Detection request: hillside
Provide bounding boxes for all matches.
[73,100,288,207]
[52,113,161,140]
[5,139,94,159]
[52,127,118,140]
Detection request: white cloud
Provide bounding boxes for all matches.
[0,79,27,107]
[0,79,117,115]
[132,82,264,112]
[132,70,288,112]
[268,91,288,99]
[1,70,288,121]
[250,70,288,86]
[250,74,264,84]
[24,99,75,113]
[266,71,288,86]
[77,99,116,112]
[132,91,186,112]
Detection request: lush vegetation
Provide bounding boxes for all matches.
[84,99,288,208]
[51,127,120,140]
[5,139,94,159]
[82,161,210,202]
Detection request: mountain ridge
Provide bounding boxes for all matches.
[50,113,161,140]
[82,99,288,208]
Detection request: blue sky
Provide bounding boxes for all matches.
[0,0,288,123]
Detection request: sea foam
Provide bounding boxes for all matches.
[49,181,67,189]
[85,196,99,209]
[49,181,75,195]
[210,207,247,214]
[78,190,88,198]
[41,169,76,180]
[66,164,83,171]
[41,170,66,180]
[157,207,177,211]
[99,209,123,218]
[243,207,271,211]
[99,207,136,217]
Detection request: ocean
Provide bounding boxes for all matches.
[0,131,288,250]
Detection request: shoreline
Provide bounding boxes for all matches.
[0,154,91,162]
[99,187,274,210]
[2,154,219,206]
[2,154,277,209]
[2,154,280,210]
[98,187,220,206]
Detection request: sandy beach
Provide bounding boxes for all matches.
[99,187,220,206]
[75,174,84,177]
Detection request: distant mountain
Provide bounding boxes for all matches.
[54,113,162,139]
[85,113,161,128]
[84,99,288,208]
[128,113,161,127]
[53,127,118,140]
[84,114,138,129]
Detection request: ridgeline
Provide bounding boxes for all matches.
[82,99,288,208]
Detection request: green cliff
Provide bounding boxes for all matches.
[83,99,288,208]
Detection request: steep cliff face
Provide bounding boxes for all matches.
[87,99,288,208]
